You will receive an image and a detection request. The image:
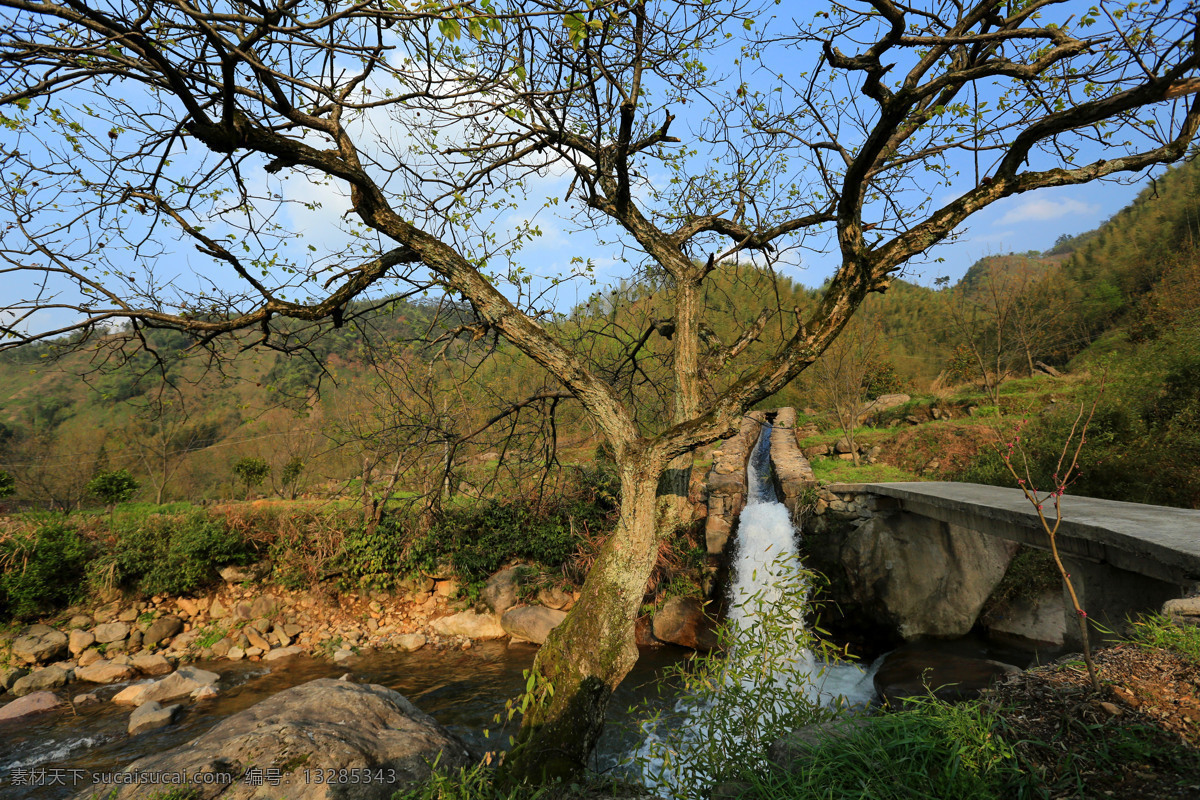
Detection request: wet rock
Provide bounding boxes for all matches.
[76,660,137,684]
[83,679,472,800]
[481,566,531,616]
[73,693,100,708]
[128,700,181,735]
[500,606,567,645]
[0,690,60,722]
[651,596,718,651]
[12,625,68,665]
[395,634,427,652]
[263,646,304,662]
[93,622,130,644]
[193,686,218,701]
[982,590,1067,650]
[12,665,69,696]
[112,666,220,706]
[142,614,184,648]
[873,647,1021,706]
[432,610,506,640]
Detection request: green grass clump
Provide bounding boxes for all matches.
[733,700,1021,800]
[392,763,549,800]
[810,460,919,484]
[1127,613,1200,664]
[0,520,91,619]
[98,511,254,596]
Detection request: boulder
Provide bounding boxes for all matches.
[73,693,100,708]
[11,665,69,696]
[482,565,531,615]
[142,615,184,648]
[93,622,131,644]
[1,666,30,692]
[0,690,60,722]
[112,666,219,706]
[75,660,138,685]
[210,638,234,658]
[873,647,1021,706]
[128,700,181,736]
[250,595,280,619]
[982,590,1067,650]
[78,679,472,800]
[537,586,573,610]
[66,614,93,630]
[77,648,104,667]
[500,606,567,645]
[244,627,272,651]
[651,597,718,651]
[12,624,68,665]
[766,717,877,773]
[431,610,506,640]
[840,516,1018,639]
[131,653,174,677]
[209,598,229,620]
[68,629,96,656]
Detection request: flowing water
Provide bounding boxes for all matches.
[0,644,684,800]
[631,423,877,791]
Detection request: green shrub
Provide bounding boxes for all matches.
[100,512,254,596]
[87,468,140,508]
[0,521,91,619]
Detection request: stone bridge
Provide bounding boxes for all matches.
[703,408,1200,654]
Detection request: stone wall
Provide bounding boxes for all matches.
[704,411,765,556]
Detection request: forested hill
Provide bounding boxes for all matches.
[1,155,1198,506]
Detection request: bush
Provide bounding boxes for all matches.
[0,521,91,619]
[87,469,140,508]
[100,512,254,596]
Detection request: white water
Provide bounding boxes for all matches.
[631,424,876,792]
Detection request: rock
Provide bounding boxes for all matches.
[66,614,93,630]
[834,438,855,454]
[210,637,233,658]
[873,647,1021,706]
[112,666,220,706]
[128,700,181,735]
[73,693,99,708]
[264,646,304,662]
[651,597,718,651]
[209,598,229,620]
[0,691,60,722]
[81,679,472,800]
[12,624,68,664]
[244,627,272,651]
[500,606,567,645]
[840,516,1018,639]
[432,610,507,640]
[193,686,218,701]
[11,665,69,696]
[220,561,270,584]
[537,586,573,610]
[395,634,427,652]
[75,660,138,684]
[1163,594,1200,627]
[165,629,202,653]
[982,590,1067,650]
[482,566,531,615]
[176,597,201,617]
[332,649,354,663]
[142,615,184,648]
[250,595,280,619]
[803,444,830,458]
[118,607,139,623]
[227,646,245,661]
[93,622,131,644]
[131,653,173,677]
[77,648,104,668]
[0,667,30,692]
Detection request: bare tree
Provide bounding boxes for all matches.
[0,0,1197,778]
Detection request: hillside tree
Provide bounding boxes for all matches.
[0,0,1198,780]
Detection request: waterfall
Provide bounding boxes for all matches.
[629,423,876,796]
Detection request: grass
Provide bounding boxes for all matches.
[1127,612,1200,664]
[809,460,919,484]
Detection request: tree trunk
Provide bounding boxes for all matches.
[500,456,662,784]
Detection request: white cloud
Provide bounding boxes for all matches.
[996,196,1098,225]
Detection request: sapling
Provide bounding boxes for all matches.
[1000,390,1104,692]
